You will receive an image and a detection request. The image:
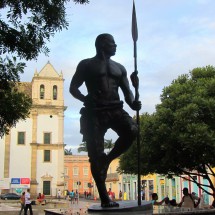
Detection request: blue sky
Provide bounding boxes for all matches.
[20,0,215,153]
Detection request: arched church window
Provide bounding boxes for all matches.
[53,85,57,100]
[40,84,45,99]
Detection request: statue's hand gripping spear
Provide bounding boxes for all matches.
[130,0,139,102]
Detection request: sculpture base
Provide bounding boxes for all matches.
[44,202,215,215]
[88,200,152,213]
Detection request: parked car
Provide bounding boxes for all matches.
[0,193,21,200]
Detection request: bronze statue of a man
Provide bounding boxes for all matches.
[70,33,141,207]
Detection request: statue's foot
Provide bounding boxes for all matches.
[101,201,119,208]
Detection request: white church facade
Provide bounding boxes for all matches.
[0,62,66,197]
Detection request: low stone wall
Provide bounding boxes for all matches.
[153,206,215,215]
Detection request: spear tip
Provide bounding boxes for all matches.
[132,0,138,42]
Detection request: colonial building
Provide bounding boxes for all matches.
[64,155,93,196]
[0,61,66,197]
[155,174,212,205]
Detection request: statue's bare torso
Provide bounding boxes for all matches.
[72,55,132,108]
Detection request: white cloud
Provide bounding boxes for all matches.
[18,0,215,152]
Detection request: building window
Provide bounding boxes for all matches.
[64,182,68,189]
[149,180,154,196]
[44,150,51,162]
[44,133,51,144]
[43,181,51,195]
[73,182,78,189]
[53,85,57,100]
[17,132,25,145]
[193,176,197,181]
[109,167,112,174]
[109,183,112,190]
[84,182,88,189]
[73,167,79,176]
[64,168,68,175]
[83,167,88,176]
[40,84,45,99]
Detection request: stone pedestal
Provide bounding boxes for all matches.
[88,200,152,213]
[44,200,153,215]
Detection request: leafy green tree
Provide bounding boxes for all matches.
[0,56,32,137]
[0,0,89,136]
[78,139,114,153]
[119,113,155,174]
[120,66,215,198]
[0,0,89,59]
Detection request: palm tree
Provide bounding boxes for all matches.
[104,139,114,152]
[64,148,73,155]
[77,139,114,153]
[77,142,88,153]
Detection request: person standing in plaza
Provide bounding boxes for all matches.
[119,190,122,200]
[57,189,61,200]
[70,190,75,204]
[108,188,113,200]
[74,190,79,204]
[19,191,25,215]
[24,188,33,215]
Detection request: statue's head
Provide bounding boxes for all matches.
[95,33,117,57]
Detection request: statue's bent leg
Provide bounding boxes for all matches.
[107,111,138,162]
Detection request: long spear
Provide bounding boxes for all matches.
[130,0,141,206]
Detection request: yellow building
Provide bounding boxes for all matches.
[105,158,138,201]
[104,158,157,201]
[105,159,121,199]
[141,174,156,201]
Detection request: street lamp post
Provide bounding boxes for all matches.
[76,181,81,203]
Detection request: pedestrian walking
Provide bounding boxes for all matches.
[75,190,79,204]
[119,190,122,200]
[70,190,75,204]
[19,191,25,215]
[57,189,61,200]
[24,188,33,215]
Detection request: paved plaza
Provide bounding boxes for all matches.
[0,198,95,215]
[1,199,215,215]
